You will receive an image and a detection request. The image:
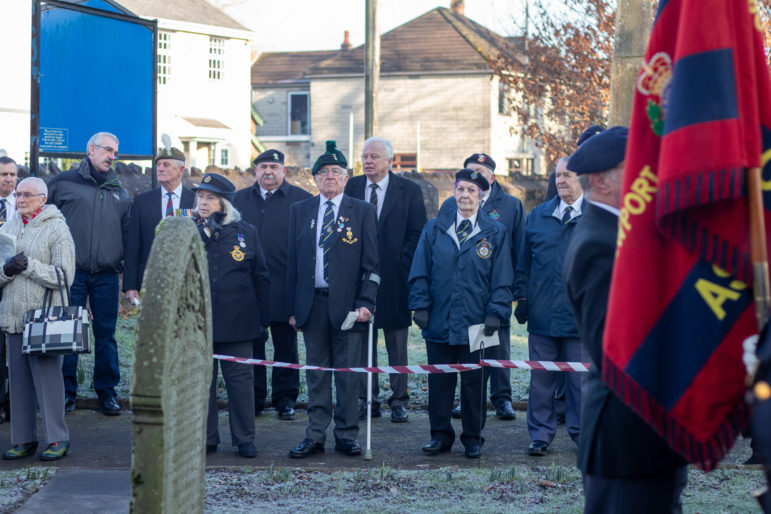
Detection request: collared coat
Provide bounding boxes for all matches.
[123,186,195,292]
[344,171,427,329]
[233,179,312,322]
[408,208,513,346]
[286,194,379,331]
[515,195,585,338]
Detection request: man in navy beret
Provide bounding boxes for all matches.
[564,126,688,512]
[233,149,312,421]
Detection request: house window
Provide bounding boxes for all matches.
[158,32,171,85]
[393,153,417,170]
[498,83,510,115]
[508,157,534,175]
[209,37,224,81]
[288,92,309,135]
[220,148,229,167]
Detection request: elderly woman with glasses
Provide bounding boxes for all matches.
[193,173,270,459]
[1,177,75,461]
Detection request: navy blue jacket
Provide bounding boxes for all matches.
[408,208,513,346]
[514,195,585,338]
[233,179,312,322]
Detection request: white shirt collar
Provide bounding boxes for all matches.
[319,192,344,211]
[161,183,183,197]
[366,172,389,192]
[558,193,584,217]
[456,210,478,228]
[259,185,279,199]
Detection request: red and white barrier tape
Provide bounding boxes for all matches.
[212,354,591,373]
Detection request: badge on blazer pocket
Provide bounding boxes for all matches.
[230,245,245,261]
[342,226,358,245]
[476,239,492,259]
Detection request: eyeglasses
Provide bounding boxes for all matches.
[95,145,119,158]
[13,192,46,199]
[317,168,346,176]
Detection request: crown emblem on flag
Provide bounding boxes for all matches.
[637,52,673,97]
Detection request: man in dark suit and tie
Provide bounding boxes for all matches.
[345,137,426,423]
[286,140,379,458]
[439,153,525,420]
[124,141,195,304]
[564,127,687,513]
[233,149,312,420]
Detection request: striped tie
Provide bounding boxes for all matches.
[0,199,6,224]
[369,183,378,212]
[456,219,472,245]
[562,205,572,224]
[319,200,335,282]
[165,192,174,217]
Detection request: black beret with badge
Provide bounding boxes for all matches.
[312,140,347,175]
[192,173,236,200]
[253,149,284,166]
[576,124,605,147]
[155,133,186,163]
[567,126,629,175]
[455,168,490,191]
[463,153,496,172]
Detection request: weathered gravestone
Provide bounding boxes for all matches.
[130,217,212,513]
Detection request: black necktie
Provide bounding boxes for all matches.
[265,191,273,201]
[369,184,378,211]
[456,219,472,245]
[562,206,573,224]
[0,199,6,223]
[320,200,335,282]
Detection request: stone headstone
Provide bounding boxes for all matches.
[130,217,212,513]
[402,170,439,219]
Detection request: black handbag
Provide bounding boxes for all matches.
[21,268,91,355]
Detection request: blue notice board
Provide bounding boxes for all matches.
[38,2,155,157]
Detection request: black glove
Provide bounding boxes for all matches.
[413,310,429,330]
[3,253,27,277]
[514,299,528,325]
[483,315,501,337]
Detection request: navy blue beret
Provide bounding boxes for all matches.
[455,168,490,191]
[576,124,604,147]
[568,126,629,175]
[192,173,236,200]
[463,153,496,172]
[253,149,284,166]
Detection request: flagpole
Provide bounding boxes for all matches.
[747,167,770,333]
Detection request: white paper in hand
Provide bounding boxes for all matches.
[468,323,500,353]
[341,311,360,331]
[0,233,16,264]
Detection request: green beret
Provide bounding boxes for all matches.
[312,140,347,175]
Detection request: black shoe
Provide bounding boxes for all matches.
[65,397,76,414]
[289,438,324,458]
[390,405,409,423]
[98,396,121,416]
[495,401,516,421]
[556,412,566,425]
[422,439,452,455]
[277,406,296,421]
[238,442,257,458]
[465,444,481,458]
[450,404,461,419]
[358,403,382,420]
[528,440,549,456]
[206,444,217,454]
[334,439,362,456]
[255,404,265,416]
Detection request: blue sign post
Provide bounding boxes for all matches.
[31,0,156,173]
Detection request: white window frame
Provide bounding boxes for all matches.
[208,37,224,81]
[287,91,310,136]
[158,32,171,85]
[220,148,229,167]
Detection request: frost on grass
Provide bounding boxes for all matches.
[0,467,55,513]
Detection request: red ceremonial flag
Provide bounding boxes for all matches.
[603,0,771,471]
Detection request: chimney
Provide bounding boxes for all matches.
[341,30,352,50]
[451,0,464,15]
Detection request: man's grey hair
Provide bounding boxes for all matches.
[556,156,570,171]
[363,137,394,159]
[19,177,48,196]
[86,132,119,152]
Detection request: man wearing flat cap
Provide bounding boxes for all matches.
[124,136,195,306]
[439,153,524,421]
[233,149,312,420]
[564,126,687,512]
[286,141,379,458]
[409,169,513,458]
[515,149,585,457]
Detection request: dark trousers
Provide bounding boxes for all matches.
[426,341,486,449]
[0,332,8,421]
[62,271,120,399]
[583,466,688,514]
[303,292,360,444]
[484,327,512,405]
[253,321,299,410]
[526,333,584,443]
[358,327,409,408]
[207,340,255,447]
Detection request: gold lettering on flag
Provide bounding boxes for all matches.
[618,166,658,248]
[695,265,747,320]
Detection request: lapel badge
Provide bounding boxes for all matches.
[490,209,500,220]
[342,227,358,245]
[230,245,245,262]
[476,239,492,259]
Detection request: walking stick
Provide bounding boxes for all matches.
[748,166,770,383]
[365,317,374,460]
